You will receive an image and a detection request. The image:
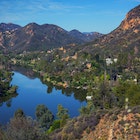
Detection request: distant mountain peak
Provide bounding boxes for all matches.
[0,5,140,54]
[70,29,81,32]
[0,23,85,53]
[24,23,40,30]
[69,30,103,42]
[0,23,21,32]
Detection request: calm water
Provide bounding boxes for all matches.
[0,71,86,124]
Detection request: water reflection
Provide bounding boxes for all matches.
[45,84,87,102]
[0,69,87,124]
[11,66,38,79]
[0,93,17,107]
[6,99,12,107]
[0,103,3,107]
[11,66,87,102]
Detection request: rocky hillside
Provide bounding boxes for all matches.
[83,107,140,140]
[0,23,81,52]
[0,23,102,53]
[0,23,21,32]
[49,106,140,140]
[80,4,140,56]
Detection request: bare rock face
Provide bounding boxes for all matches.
[85,5,140,56]
[120,5,140,31]
[107,4,140,40]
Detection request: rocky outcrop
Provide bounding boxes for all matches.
[82,5,140,56]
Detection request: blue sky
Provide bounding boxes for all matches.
[0,0,140,33]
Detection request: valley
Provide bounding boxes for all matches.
[0,4,140,140]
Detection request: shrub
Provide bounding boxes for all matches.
[4,117,47,140]
[47,120,60,134]
[111,115,118,121]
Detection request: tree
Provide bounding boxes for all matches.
[4,116,48,140]
[79,101,95,115]
[57,104,69,127]
[98,82,110,109]
[35,104,54,129]
[114,81,140,107]
[47,120,61,134]
[14,109,25,118]
[79,106,89,115]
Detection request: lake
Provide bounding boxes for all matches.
[0,71,86,124]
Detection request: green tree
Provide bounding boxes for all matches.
[114,81,140,107]
[35,104,54,129]
[47,120,61,134]
[14,109,25,118]
[125,83,140,106]
[79,101,95,115]
[57,104,69,127]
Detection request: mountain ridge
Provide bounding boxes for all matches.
[69,29,103,42]
[83,4,140,56]
[0,22,102,53]
[0,23,21,32]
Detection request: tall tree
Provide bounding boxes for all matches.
[57,104,69,127]
[35,104,54,129]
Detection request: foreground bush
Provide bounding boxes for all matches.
[2,116,49,140]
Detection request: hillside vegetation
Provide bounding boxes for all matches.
[0,4,140,140]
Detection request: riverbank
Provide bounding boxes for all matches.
[0,71,86,124]
[0,69,17,98]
